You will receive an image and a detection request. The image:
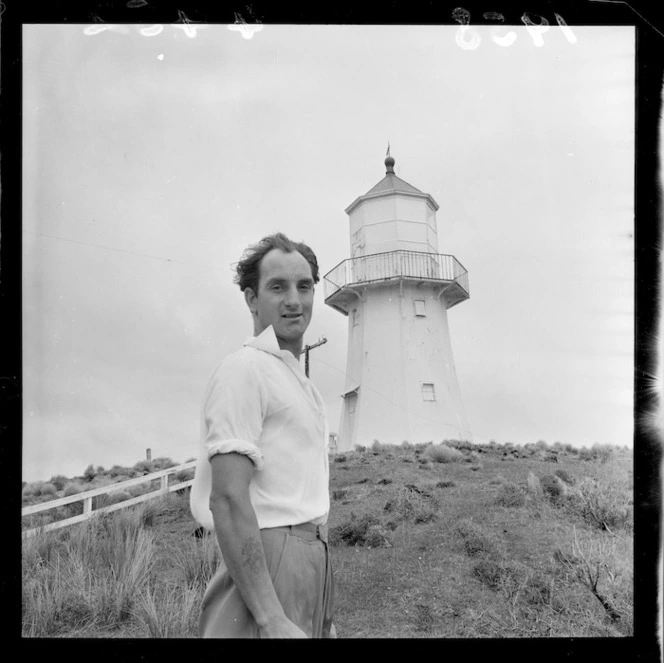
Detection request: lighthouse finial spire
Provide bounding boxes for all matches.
[385,142,395,174]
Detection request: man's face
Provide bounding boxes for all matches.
[245,248,315,356]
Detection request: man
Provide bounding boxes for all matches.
[190,232,335,638]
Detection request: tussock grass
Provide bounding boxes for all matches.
[425,444,463,464]
[174,468,195,483]
[22,509,156,635]
[133,583,200,638]
[173,534,221,589]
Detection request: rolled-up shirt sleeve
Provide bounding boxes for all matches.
[203,353,265,471]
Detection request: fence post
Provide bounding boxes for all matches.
[83,496,92,516]
[160,474,168,494]
[146,448,152,462]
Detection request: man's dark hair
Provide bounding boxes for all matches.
[234,232,320,293]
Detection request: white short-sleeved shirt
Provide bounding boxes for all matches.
[189,325,330,531]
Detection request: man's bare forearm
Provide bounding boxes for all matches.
[210,493,287,629]
[207,453,307,637]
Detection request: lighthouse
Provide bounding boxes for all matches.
[324,153,472,451]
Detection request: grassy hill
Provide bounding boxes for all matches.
[22,440,633,638]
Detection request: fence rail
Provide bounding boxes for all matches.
[21,460,197,539]
[323,250,469,300]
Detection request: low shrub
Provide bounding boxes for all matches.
[522,572,555,607]
[444,438,473,451]
[473,558,509,590]
[574,476,632,532]
[329,514,390,547]
[435,480,456,489]
[127,485,147,498]
[364,523,392,547]
[63,482,85,497]
[334,455,347,463]
[591,443,615,463]
[174,468,195,483]
[105,490,133,506]
[495,482,526,508]
[133,460,154,474]
[383,485,439,524]
[40,483,57,497]
[371,439,387,453]
[474,559,527,593]
[109,465,130,478]
[426,444,463,464]
[540,475,567,503]
[152,457,176,470]
[22,483,38,498]
[454,519,502,558]
[554,468,575,486]
[83,464,97,482]
[24,482,58,498]
[49,475,69,492]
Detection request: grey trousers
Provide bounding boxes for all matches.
[199,523,335,638]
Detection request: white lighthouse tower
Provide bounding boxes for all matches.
[324,152,472,452]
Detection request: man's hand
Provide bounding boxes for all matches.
[258,615,309,638]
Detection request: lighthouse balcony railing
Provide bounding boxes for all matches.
[323,250,469,300]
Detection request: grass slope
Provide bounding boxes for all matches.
[22,442,633,638]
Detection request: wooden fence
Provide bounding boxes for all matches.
[21,460,197,539]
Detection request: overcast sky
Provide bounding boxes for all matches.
[22,23,635,483]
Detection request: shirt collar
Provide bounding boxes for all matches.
[244,325,303,369]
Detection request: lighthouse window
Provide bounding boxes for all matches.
[414,300,426,317]
[352,308,360,326]
[421,383,436,401]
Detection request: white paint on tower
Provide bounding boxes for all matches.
[324,154,472,451]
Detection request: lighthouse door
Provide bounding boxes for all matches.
[341,388,359,447]
[346,392,358,438]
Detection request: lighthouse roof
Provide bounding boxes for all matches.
[345,154,439,214]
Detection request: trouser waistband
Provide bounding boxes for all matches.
[264,522,328,543]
